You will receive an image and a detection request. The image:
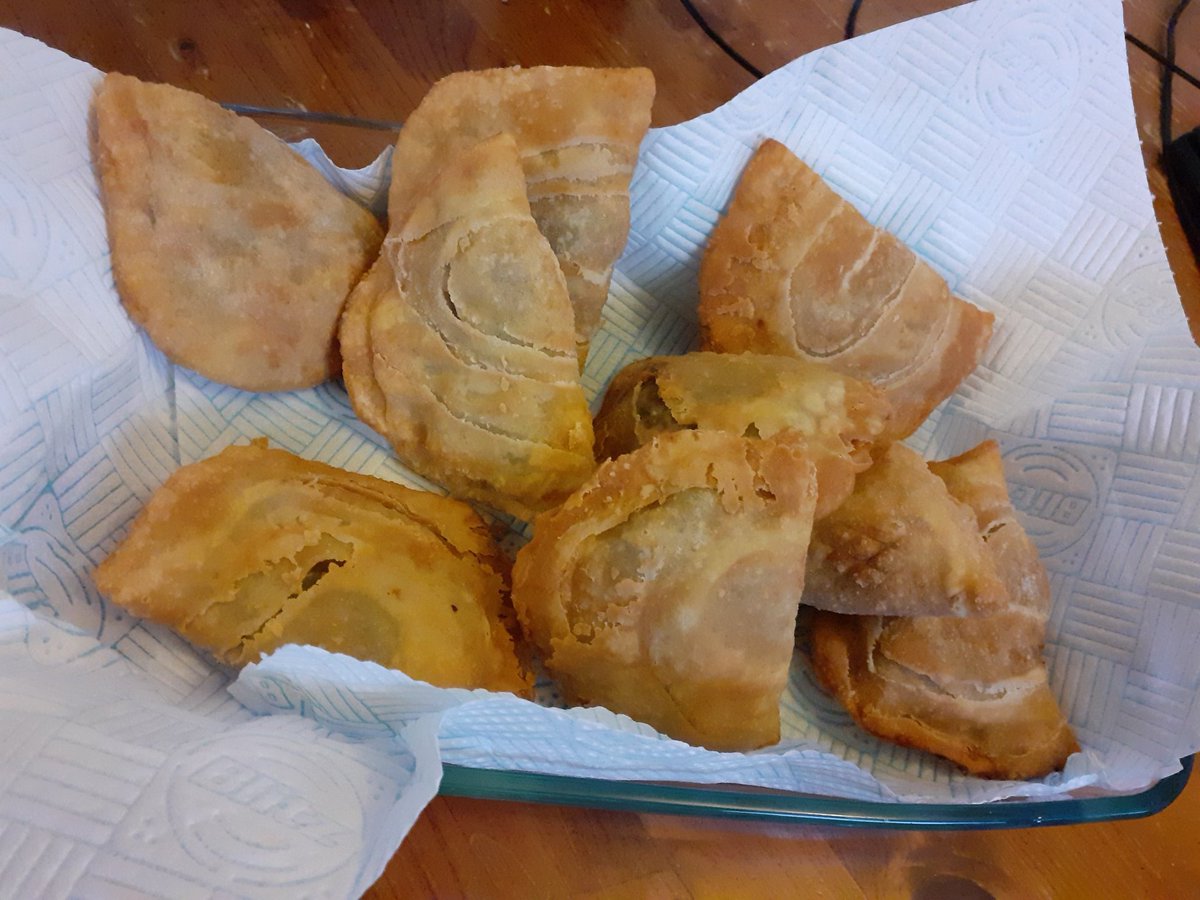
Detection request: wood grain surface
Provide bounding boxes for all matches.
[3,0,1198,897]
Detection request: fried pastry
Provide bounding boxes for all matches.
[93,440,529,695]
[340,133,594,520]
[804,443,1006,616]
[387,66,655,357]
[809,441,1078,779]
[93,73,383,392]
[593,351,890,517]
[512,430,819,751]
[698,139,994,439]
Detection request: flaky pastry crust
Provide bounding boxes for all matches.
[698,139,993,439]
[387,66,655,356]
[804,443,1007,616]
[341,133,594,519]
[93,440,529,695]
[93,73,383,391]
[512,430,818,751]
[593,351,890,517]
[809,441,1078,779]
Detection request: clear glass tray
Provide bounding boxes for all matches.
[439,756,1193,829]
[259,118,1195,834]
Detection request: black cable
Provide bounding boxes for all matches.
[1126,32,1200,91]
[845,0,1200,95]
[677,0,764,79]
[679,1,1200,100]
[221,103,403,132]
[213,1,1200,162]
[1161,0,1194,151]
[845,0,865,40]
[1159,0,1200,267]
[676,0,1200,268]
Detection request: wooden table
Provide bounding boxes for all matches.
[5,1,1198,896]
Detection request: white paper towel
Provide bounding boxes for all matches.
[0,597,441,898]
[3,0,1200,893]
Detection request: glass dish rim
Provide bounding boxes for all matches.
[254,118,1194,833]
[438,756,1193,830]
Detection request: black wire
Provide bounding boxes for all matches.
[845,0,865,40]
[847,2,1200,97]
[221,103,403,132]
[680,0,1200,106]
[1126,32,1200,91]
[206,1,1200,159]
[676,0,1200,266]
[1161,0,1194,151]
[677,0,764,79]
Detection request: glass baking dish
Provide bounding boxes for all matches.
[439,757,1193,829]
[249,112,1195,833]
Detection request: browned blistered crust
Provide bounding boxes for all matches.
[803,442,1008,617]
[93,73,383,391]
[387,66,655,356]
[593,351,891,518]
[808,441,1078,779]
[341,134,595,520]
[699,138,993,440]
[512,429,819,751]
[94,440,530,696]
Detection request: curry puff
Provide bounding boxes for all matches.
[340,134,594,520]
[593,351,890,518]
[809,441,1078,779]
[804,443,1007,617]
[93,73,383,392]
[698,139,994,439]
[93,441,530,695]
[512,430,819,751]
[387,65,655,357]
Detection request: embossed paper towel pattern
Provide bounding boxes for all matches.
[246,0,1200,802]
[0,599,439,898]
[0,30,437,899]
[237,0,1199,804]
[1,8,1199,897]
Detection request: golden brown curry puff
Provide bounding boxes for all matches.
[593,351,890,518]
[387,66,655,357]
[341,133,595,520]
[809,441,1078,779]
[93,440,530,695]
[512,429,819,751]
[804,443,1007,617]
[698,139,993,439]
[93,73,383,392]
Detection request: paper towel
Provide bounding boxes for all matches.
[0,597,440,897]
[3,0,1199,894]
